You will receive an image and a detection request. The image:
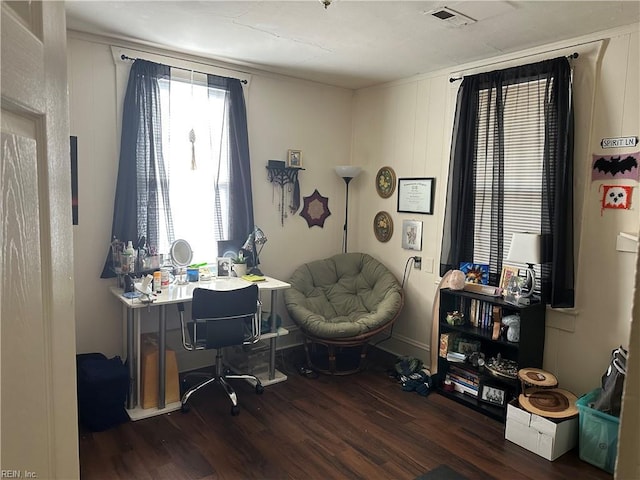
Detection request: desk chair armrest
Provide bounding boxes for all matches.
[178,302,207,352]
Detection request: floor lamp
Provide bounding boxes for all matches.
[334,166,362,253]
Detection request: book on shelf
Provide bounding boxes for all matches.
[448,363,479,381]
[447,373,479,390]
[446,352,466,362]
[463,283,501,296]
[439,332,459,358]
[450,378,478,397]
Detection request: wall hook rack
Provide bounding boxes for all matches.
[266,165,305,225]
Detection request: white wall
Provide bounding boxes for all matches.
[351,24,640,397]
[68,33,353,367]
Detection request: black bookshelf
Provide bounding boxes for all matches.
[436,288,546,421]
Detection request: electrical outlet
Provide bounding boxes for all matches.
[414,256,422,270]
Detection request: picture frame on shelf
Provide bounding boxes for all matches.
[459,262,489,284]
[479,383,507,407]
[287,149,302,168]
[216,257,232,278]
[499,265,520,296]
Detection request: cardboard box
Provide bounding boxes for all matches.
[140,334,180,409]
[505,399,578,461]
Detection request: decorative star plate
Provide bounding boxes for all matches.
[300,189,331,228]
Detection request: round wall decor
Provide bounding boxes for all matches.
[373,211,393,242]
[375,166,396,198]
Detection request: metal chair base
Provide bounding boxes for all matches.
[180,350,263,415]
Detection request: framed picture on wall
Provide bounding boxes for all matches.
[287,149,302,168]
[397,178,435,214]
[401,220,422,251]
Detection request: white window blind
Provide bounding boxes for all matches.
[473,79,546,269]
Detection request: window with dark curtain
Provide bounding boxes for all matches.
[440,57,574,308]
[101,59,254,277]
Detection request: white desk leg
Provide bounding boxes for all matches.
[269,290,277,380]
[158,305,167,409]
[126,306,135,409]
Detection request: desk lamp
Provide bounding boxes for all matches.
[334,166,362,253]
[507,233,541,299]
[242,226,268,275]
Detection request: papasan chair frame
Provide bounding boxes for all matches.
[284,252,404,375]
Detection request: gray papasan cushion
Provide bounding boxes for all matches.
[283,253,403,339]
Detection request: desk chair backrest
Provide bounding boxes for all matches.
[182,285,261,351]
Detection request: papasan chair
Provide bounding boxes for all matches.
[284,252,404,375]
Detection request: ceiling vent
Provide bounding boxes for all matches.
[427,7,476,27]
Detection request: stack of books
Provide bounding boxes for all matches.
[468,299,502,330]
[446,364,479,397]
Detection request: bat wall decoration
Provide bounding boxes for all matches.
[592,151,639,180]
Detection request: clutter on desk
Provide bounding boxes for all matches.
[242,274,266,282]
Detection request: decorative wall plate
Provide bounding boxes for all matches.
[373,211,393,242]
[376,166,396,198]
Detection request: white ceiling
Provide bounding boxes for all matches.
[65,1,640,89]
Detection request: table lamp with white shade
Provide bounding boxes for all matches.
[507,233,541,298]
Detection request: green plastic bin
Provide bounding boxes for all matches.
[576,388,620,474]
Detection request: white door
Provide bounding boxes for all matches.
[1,2,79,478]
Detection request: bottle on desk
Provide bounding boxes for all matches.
[153,270,162,293]
[122,241,135,273]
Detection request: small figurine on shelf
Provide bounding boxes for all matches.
[446,310,465,326]
[502,314,521,342]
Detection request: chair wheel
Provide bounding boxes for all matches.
[231,405,240,416]
[255,384,264,394]
[181,403,191,413]
[180,378,189,396]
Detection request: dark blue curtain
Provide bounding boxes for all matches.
[440,57,574,308]
[207,75,254,245]
[101,59,172,277]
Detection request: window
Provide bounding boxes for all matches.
[157,71,230,263]
[440,57,574,307]
[102,57,254,280]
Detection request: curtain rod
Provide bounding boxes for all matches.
[120,54,248,84]
[449,52,579,83]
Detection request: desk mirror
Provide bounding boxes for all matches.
[170,239,193,284]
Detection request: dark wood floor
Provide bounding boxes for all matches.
[79,348,612,480]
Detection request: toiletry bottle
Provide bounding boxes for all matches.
[124,241,135,273]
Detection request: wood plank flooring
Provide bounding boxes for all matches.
[79,348,612,479]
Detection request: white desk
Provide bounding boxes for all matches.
[110,276,290,420]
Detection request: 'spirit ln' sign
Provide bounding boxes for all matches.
[601,136,638,149]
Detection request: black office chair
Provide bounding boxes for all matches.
[178,285,264,415]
